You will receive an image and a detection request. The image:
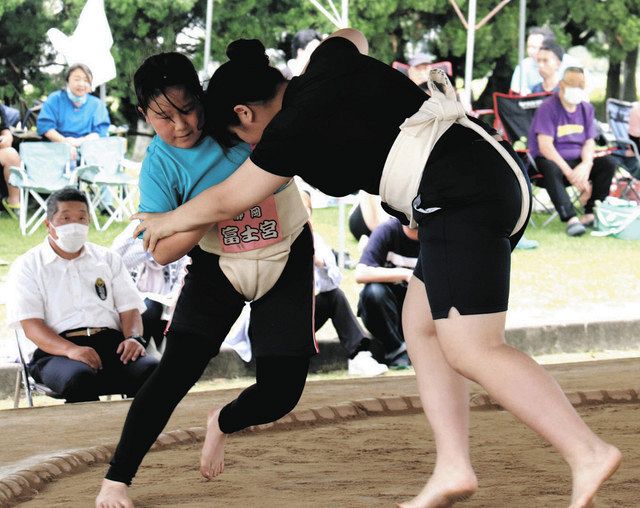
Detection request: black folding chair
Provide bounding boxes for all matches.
[493,91,562,226]
[15,331,63,407]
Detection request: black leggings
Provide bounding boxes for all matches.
[106,330,309,485]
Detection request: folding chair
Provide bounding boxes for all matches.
[491,91,587,227]
[604,98,640,201]
[77,137,140,231]
[8,142,74,235]
[15,330,63,407]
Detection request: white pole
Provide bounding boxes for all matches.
[518,0,526,93]
[463,0,477,109]
[203,0,214,75]
[342,0,349,27]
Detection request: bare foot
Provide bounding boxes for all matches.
[569,443,622,508]
[200,407,227,480]
[96,478,133,508]
[398,469,478,508]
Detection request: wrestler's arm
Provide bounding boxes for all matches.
[354,263,413,284]
[151,227,209,265]
[133,159,289,252]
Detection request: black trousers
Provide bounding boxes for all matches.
[315,288,367,357]
[28,329,159,403]
[106,330,309,485]
[535,155,617,220]
[357,282,407,361]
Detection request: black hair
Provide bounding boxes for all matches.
[66,63,93,84]
[205,39,286,148]
[134,52,204,117]
[540,41,564,62]
[46,187,89,219]
[291,29,322,56]
[528,26,555,40]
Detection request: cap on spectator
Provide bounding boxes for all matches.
[409,53,432,67]
[540,41,564,62]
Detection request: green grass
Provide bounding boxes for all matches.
[1,206,639,334]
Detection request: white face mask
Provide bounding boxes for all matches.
[563,87,587,105]
[51,223,89,253]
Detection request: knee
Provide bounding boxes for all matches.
[359,283,388,309]
[270,388,303,419]
[61,369,98,400]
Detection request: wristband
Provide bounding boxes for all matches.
[127,335,148,347]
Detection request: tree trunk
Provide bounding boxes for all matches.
[476,54,511,109]
[622,47,638,102]
[607,60,621,100]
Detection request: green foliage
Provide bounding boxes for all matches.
[1,0,639,126]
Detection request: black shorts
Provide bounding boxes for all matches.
[413,138,531,319]
[169,224,318,357]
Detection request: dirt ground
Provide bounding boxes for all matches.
[3,357,640,507]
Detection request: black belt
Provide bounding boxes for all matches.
[64,327,108,338]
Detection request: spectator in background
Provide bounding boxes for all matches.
[111,221,190,354]
[510,26,556,95]
[6,188,158,403]
[348,190,391,251]
[300,191,387,376]
[0,104,21,217]
[406,53,434,87]
[529,67,616,236]
[510,26,583,95]
[37,63,110,161]
[355,218,419,369]
[531,41,564,93]
[284,29,323,78]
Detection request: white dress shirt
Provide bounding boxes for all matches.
[6,239,146,334]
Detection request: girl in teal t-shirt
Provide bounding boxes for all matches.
[97,52,315,508]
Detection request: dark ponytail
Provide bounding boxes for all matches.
[205,39,285,148]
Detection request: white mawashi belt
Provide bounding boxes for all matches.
[379,69,530,235]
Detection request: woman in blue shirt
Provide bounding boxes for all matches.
[37,63,110,160]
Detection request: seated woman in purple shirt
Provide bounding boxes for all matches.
[529,67,616,236]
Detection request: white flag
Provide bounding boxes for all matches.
[47,0,116,88]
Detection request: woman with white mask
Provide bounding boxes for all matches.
[529,67,617,236]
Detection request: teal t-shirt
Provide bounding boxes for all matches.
[139,135,251,213]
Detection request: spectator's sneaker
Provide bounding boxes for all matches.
[566,221,586,237]
[515,235,539,250]
[348,351,389,377]
[388,351,411,370]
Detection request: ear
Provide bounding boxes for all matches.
[137,106,147,121]
[233,105,254,126]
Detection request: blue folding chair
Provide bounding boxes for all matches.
[8,142,74,235]
[77,137,140,231]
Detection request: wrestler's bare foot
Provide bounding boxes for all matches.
[200,407,227,480]
[398,467,478,508]
[569,443,621,508]
[96,479,133,508]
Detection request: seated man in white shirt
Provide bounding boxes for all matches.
[7,187,159,403]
